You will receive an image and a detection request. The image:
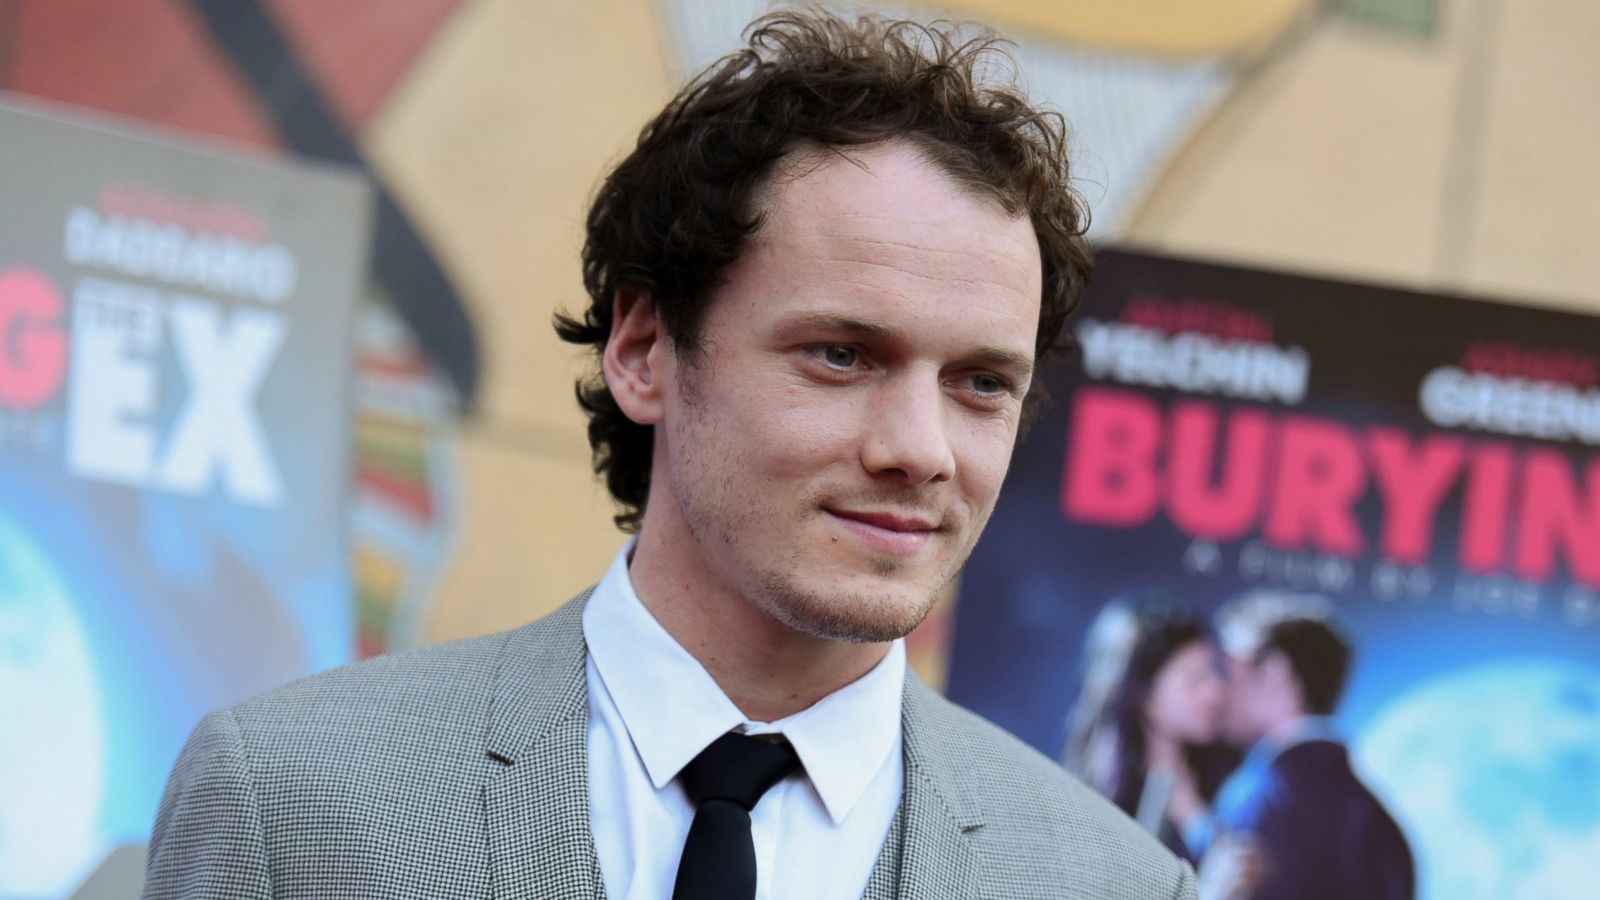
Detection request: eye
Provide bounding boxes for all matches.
[821,345,858,368]
[969,373,1006,395]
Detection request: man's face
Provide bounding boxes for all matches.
[1223,641,1303,745]
[657,140,1042,643]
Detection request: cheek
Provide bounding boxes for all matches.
[715,376,864,476]
[954,423,1018,502]
[1189,682,1221,720]
[1148,675,1183,721]
[1231,682,1257,714]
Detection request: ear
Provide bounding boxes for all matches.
[602,285,668,425]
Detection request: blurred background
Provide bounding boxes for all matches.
[1,0,1596,897]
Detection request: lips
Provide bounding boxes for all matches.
[825,507,939,556]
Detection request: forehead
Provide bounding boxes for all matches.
[759,142,1039,282]
[1167,640,1214,667]
[715,141,1042,350]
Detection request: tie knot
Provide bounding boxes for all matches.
[679,731,802,810]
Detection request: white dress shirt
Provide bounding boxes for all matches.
[583,543,906,900]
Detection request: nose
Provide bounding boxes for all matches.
[859,371,956,485]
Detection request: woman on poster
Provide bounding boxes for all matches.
[1064,593,1230,863]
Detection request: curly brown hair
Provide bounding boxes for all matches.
[555,10,1094,531]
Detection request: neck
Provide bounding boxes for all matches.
[627,505,892,723]
[1264,711,1319,743]
[1144,731,1184,770]
[1252,703,1311,747]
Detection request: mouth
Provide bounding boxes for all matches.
[823,507,940,557]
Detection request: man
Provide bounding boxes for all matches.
[146,13,1196,899]
[1194,594,1414,900]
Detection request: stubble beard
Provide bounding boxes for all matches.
[675,469,954,643]
[755,556,948,643]
[669,409,965,644]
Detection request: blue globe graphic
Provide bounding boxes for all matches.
[1355,661,1600,899]
[0,513,107,896]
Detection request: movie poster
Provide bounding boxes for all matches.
[948,249,1600,899]
[0,97,370,896]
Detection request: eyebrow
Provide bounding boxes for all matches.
[969,346,1035,381]
[782,313,1035,379]
[785,312,895,339]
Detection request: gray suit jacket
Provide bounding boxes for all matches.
[146,594,1196,899]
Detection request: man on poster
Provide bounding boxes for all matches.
[1195,595,1414,900]
[145,11,1196,899]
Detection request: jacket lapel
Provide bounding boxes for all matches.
[479,597,981,900]
[483,593,606,900]
[862,673,982,899]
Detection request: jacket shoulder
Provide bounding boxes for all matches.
[148,598,593,896]
[225,594,589,762]
[910,684,1196,899]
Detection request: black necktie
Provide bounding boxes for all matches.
[671,731,802,900]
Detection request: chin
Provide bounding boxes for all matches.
[756,570,938,643]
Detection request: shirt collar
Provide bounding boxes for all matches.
[582,541,905,825]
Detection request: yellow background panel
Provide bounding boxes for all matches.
[1460,0,1600,308]
[1127,0,1600,316]
[363,0,673,643]
[910,0,1312,55]
[366,0,674,431]
[424,433,624,643]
